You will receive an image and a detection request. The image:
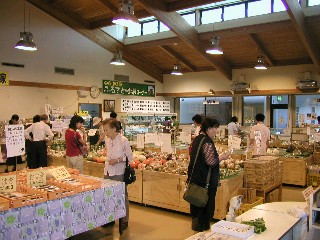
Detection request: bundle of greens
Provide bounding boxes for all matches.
[241,218,267,234]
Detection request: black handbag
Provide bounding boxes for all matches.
[124,157,136,185]
[183,137,211,207]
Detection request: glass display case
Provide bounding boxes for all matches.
[121,113,177,142]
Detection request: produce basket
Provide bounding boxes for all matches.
[307,173,320,187]
[235,197,264,216]
[0,197,10,212]
[48,175,102,193]
[0,185,48,208]
[29,184,76,200]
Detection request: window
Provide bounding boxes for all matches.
[206,97,232,125]
[180,98,205,124]
[181,12,196,26]
[223,3,246,21]
[243,96,267,126]
[295,94,320,126]
[248,0,271,17]
[159,22,170,32]
[127,24,141,37]
[273,0,287,12]
[201,8,223,24]
[142,20,158,35]
[308,0,320,6]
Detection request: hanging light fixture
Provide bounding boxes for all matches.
[112,0,139,27]
[15,1,37,51]
[171,61,183,75]
[255,56,268,70]
[206,36,223,55]
[110,51,125,66]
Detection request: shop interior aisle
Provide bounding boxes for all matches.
[72,187,305,240]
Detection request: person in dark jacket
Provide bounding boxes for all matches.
[187,117,229,232]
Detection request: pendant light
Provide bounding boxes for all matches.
[15,0,37,51]
[206,37,223,55]
[171,61,183,76]
[206,24,223,55]
[110,51,125,66]
[255,56,267,70]
[112,0,139,27]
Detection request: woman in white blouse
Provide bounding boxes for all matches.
[103,118,133,233]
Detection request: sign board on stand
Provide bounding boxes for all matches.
[0,174,17,192]
[228,135,241,150]
[27,169,47,186]
[5,124,25,158]
[49,166,71,180]
[161,133,172,153]
[136,134,145,149]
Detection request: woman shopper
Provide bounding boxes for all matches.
[103,118,133,234]
[65,115,88,173]
[187,117,229,232]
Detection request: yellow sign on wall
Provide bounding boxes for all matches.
[0,71,9,86]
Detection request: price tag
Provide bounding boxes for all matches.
[302,186,314,206]
[27,169,47,186]
[49,166,71,180]
[0,174,17,192]
[228,135,241,150]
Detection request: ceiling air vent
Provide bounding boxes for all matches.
[114,74,129,82]
[54,67,75,75]
[2,62,24,68]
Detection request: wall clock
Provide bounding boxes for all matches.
[90,86,100,98]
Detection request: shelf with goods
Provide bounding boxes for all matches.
[310,188,320,231]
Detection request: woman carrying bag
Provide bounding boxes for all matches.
[187,117,229,232]
[103,118,133,234]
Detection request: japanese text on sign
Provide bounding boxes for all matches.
[49,166,71,180]
[121,99,170,113]
[103,80,155,97]
[5,124,25,158]
[27,169,47,186]
[0,175,17,192]
[0,71,9,86]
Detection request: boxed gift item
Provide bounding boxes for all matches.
[211,220,254,239]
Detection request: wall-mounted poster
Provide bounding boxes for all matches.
[103,80,155,97]
[121,99,170,113]
[104,100,115,112]
[0,71,9,86]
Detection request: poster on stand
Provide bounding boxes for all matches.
[27,169,47,186]
[5,124,25,158]
[228,135,241,150]
[145,133,155,144]
[0,174,16,192]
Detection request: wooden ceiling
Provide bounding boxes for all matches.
[27,0,320,83]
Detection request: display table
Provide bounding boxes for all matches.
[186,202,306,240]
[0,178,126,240]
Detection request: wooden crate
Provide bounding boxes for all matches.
[0,186,48,209]
[235,197,264,216]
[48,175,102,193]
[83,160,104,178]
[30,184,77,200]
[280,157,306,186]
[265,189,279,203]
[128,170,143,203]
[0,197,10,212]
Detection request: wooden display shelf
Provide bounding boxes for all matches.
[127,170,143,203]
[256,181,282,203]
[280,156,308,187]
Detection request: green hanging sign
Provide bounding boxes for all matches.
[102,80,155,97]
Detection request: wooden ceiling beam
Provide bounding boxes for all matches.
[27,0,163,82]
[249,33,274,67]
[126,37,182,50]
[137,0,232,80]
[160,45,196,72]
[90,9,150,29]
[168,0,224,12]
[281,0,320,72]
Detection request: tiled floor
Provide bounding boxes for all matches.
[72,185,307,240]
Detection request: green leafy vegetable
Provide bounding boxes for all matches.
[241,217,267,234]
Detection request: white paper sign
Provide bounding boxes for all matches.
[27,169,47,186]
[49,166,71,180]
[161,133,172,153]
[5,124,25,158]
[228,135,241,150]
[179,132,191,144]
[137,134,145,149]
[154,133,163,146]
[52,107,64,114]
[51,121,65,133]
[0,174,17,192]
[145,133,155,144]
[121,99,170,113]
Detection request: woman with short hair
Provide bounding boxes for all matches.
[187,117,229,232]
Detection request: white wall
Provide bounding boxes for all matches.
[0,0,164,121]
[164,65,320,93]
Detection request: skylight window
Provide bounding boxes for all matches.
[248,0,271,17]
[223,3,245,21]
[308,0,320,6]
[201,8,223,24]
